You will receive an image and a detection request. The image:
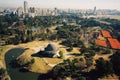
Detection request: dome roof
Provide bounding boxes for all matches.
[45,43,59,51]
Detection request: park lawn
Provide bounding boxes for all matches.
[17,49,34,65]
[2,40,81,74]
[44,58,62,64]
[68,48,80,54]
[17,48,53,73]
[93,54,113,61]
[16,40,62,73]
[99,37,106,41]
[18,40,61,49]
[0,45,12,68]
[29,57,52,73]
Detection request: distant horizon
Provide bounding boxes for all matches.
[0,0,120,10]
[0,6,120,10]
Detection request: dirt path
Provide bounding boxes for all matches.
[42,58,56,67]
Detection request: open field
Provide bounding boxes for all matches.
[16,40,63,73]
[0,40,81,73]
[29,57,53,73]
[0,39,83,74]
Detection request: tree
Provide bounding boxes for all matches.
[67,47,73,52]
[95,58,114,77]
[13,35,20,45]
[59,51,64,59]
[0,20,2,27]
[110,51,120,76]
[0,68,6,76]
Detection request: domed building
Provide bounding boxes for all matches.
[44,43,60,58]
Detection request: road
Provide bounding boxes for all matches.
[8,22,17,29]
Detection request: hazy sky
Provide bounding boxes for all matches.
[0,0,120,9]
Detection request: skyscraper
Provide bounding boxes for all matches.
[54,7,58,16]
[24,1,28,13]
[93,6,96,15]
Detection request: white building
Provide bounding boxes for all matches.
[17,7,23,17]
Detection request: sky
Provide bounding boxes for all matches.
[0,0,120,9]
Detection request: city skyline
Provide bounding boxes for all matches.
[0,0,120,10]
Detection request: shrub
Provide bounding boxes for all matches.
[24,58,35,67]
[0,68,6,76]
[59,51,64,59]
[67,47,73,52]
[30,58,35,64]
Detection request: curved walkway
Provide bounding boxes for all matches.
[42,58,58,67]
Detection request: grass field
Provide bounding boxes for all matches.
[29,57,52,73]
[14,40,64,73]
[14,40,83,73]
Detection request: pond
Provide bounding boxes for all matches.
[5,48,39,80]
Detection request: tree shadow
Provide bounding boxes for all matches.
[31,51,44,57]
[37,71,55,80]
[31,51,52,58]
[68,53,81,57]
[19,68,29,73]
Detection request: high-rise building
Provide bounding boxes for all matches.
[28,7,36,17]
[54,7,59,16]
[0,8,4,12]
[29,7,35,13]
[93,6,96,15]
[17,7,23,17]
[24,1,28,13]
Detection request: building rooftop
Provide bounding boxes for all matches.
[101,30,112,38]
